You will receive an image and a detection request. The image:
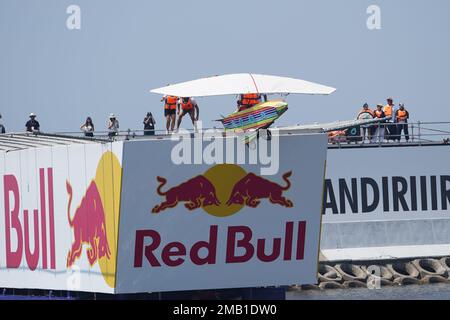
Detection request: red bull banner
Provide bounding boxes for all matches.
[0,133,327,293]
[115,133,327,293]
[0,143,123,293]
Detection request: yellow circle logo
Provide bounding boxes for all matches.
[202,164,247,217]
[95,152,122,288]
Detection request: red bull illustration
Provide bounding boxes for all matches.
[66,180,111,267]
[152,175,221,213]
[225,171,293,208]
[152,164,294,217]
[66,151,122,288]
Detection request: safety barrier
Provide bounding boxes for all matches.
[393,277,422,286]
[386,261,420,279]
[289,256,450,291]
[342,280,367,289]
[361,265,393,280]
[318,264,343,282]
[378,279,394,287]
[420,275,448,284]
[440,257,450,279]
[412,258,447,278]
[318,281,345,290]
[334,264,366,281]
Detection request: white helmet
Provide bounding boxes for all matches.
[109,113,116,118]
[29,112,36,117]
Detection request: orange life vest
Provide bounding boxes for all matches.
[164,96,178,110]
[374,110,383,118]
[240,93,261,107]
[180,98,193,110]
[396,109,408,121]
[383,104,393,117]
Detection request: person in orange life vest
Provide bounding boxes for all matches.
[395,103,410,142]
[176,97,199,130]
[383,97,398,141]
[371,104,386,142]
[357,103,374,142]
[237,93,267,111]
[162,95,178,133]
[384,97,396,121]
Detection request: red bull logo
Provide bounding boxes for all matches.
[66,151,122,288]
[152,175,220,213]
[225,171,293,208]
[152,164,293,217]
[66,181,111,267]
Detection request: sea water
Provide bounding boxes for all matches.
[287,283,450,300]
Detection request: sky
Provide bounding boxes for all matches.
[0,0,449,133]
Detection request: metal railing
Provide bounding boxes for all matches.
[328,121,450,148]
[3,121,450,147]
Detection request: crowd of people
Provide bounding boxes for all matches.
[0,95,199,138]
[0,95,411,144]
[355,97,410,143]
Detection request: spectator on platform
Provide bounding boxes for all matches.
[384,97,396,122]
[357,103,374,142]
[143,112,156,136]
[25,113,40,133]
[107,114,119,138]
[395,103,410,142]
[0,113,5,134]
[371,104,386,143]
[80,117,95,137]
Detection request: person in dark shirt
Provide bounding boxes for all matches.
[143,112,156,136]
[395,103,410,142]
[25,113,40,133]
[0,113,5,134]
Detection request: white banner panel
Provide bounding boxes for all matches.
[115,133,327,293]
[0,142,123,293]
[323,145,450,223]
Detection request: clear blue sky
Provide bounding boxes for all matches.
[1,0,449,133]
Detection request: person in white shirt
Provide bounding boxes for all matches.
[107,113,119,138]
[80,116,95,137]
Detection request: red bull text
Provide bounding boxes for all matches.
[2,169,56,270]
[134,221,306,267]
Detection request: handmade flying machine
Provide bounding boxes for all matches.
[150,73,385,143]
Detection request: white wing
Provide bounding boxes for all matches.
[150,73,336,97]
